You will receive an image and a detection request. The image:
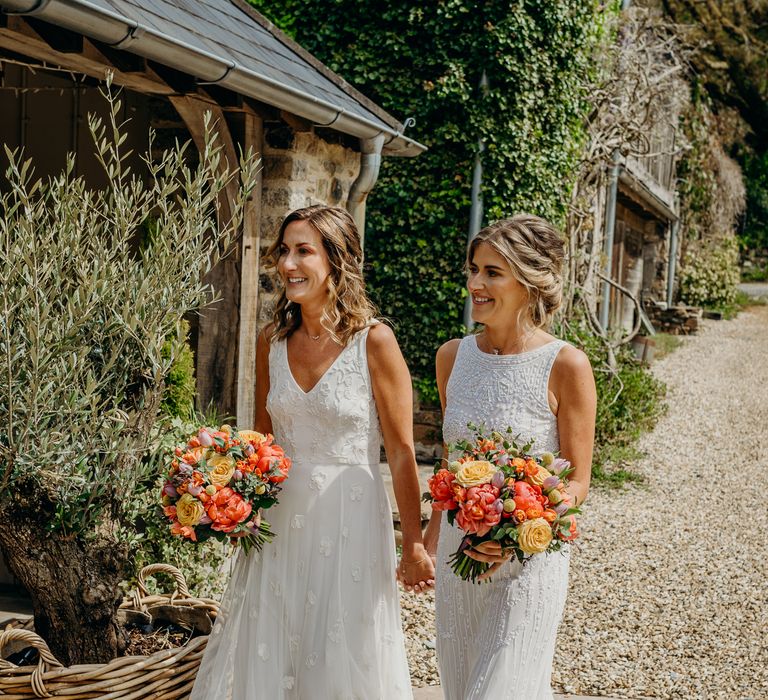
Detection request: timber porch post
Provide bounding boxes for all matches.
[168,96,264,423]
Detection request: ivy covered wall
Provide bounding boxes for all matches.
[250,0,611,402]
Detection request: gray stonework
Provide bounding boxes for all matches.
[645,301,702,334]
[257,127,361,325]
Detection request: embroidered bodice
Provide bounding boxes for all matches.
[266,326,381,466]
[442,335,566,455]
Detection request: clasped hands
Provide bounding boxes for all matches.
[396,544,435,594]
[396,541,513,590]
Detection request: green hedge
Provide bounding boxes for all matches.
[249,0,611,402]
[740,149,768,254]
[679,239,740,310]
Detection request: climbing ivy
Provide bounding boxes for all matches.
[740,149,768,255]
[676,90,744,309]
[250,0,611,402]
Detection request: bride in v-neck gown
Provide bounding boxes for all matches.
[191,206,431,699]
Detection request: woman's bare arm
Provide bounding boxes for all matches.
[368,323,434,590]
[254,326,274,434]
[550,345,596,506]
[422,339,461,559]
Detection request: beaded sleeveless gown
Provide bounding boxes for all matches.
[436,335,571,700]
[191,327,413,699]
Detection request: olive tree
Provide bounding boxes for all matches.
[0,84,257,664]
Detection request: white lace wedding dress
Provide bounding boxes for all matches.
[191,326,413,699]
[436,335,571,700]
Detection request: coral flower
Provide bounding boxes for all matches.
[207,487,252,533]
[270,456,292,484]
[542,509,558,523]
[558,514,579,542]
[514,481,544,513]
[170,522,198,541]
[255,443,283,472]
[511,457,526,473]
[182,447,204,465]
[428,469,457,510]
[456,483,502,537]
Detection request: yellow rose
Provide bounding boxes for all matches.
[454,460,497,487]
[518,517,553,554]
[238,430,266,445]
[208,453,236,488]
[527,465,552,488]
[176,493,205,527]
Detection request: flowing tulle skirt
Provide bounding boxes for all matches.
[190,460,413,700]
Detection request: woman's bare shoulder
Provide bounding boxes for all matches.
[554,342,592,374]
[436,338,462,363]
[551,343,594,400]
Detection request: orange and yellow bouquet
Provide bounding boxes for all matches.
[426,424,579,582]
[161,425,292,554]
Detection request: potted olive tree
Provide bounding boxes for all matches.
[0,82,257,666]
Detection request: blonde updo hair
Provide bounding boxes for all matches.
[266,205,377,345]
[468,214,565,329]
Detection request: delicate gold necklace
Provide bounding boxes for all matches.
[485,330,534,356]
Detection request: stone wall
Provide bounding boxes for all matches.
[257,125,361,324]
[646,301,702,334]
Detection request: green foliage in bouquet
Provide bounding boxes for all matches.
[0,79,258,664]
[124,415,232,600]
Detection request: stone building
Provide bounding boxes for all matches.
[0,0,425,423]
[0,0,425,586]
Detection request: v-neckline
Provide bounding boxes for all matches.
[285,337,351,395]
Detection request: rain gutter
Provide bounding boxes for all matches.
[0,0,426,157]
[346,134,384,246]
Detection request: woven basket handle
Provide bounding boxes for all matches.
[136,563,190,600]
[0,628,63,698]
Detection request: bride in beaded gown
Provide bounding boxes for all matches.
[191,206,433,700]
[424,215,596,700]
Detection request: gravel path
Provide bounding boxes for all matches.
[402,306,768,698]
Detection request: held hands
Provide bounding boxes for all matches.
[396,545,435,594]
[464,540,513,582]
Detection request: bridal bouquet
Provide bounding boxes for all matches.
[161,425,292,553]
[426,425,579,582]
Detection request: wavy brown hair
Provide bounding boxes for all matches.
[265,205,378,345]
[468,214,565,329]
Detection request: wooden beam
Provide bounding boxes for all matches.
[236,112,263,428]
[0,21,173,95]
[280,109,313,133]
[169,95,242,417]
[198,83,243,110]
[146,60,197,94]
[82,38,146,74]
[23,17,83,54]
[169,95,240,219]
[242,96,279,121]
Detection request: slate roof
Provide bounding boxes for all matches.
[0,0,424,155]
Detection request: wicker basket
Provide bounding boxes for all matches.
[0,564,219,699]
